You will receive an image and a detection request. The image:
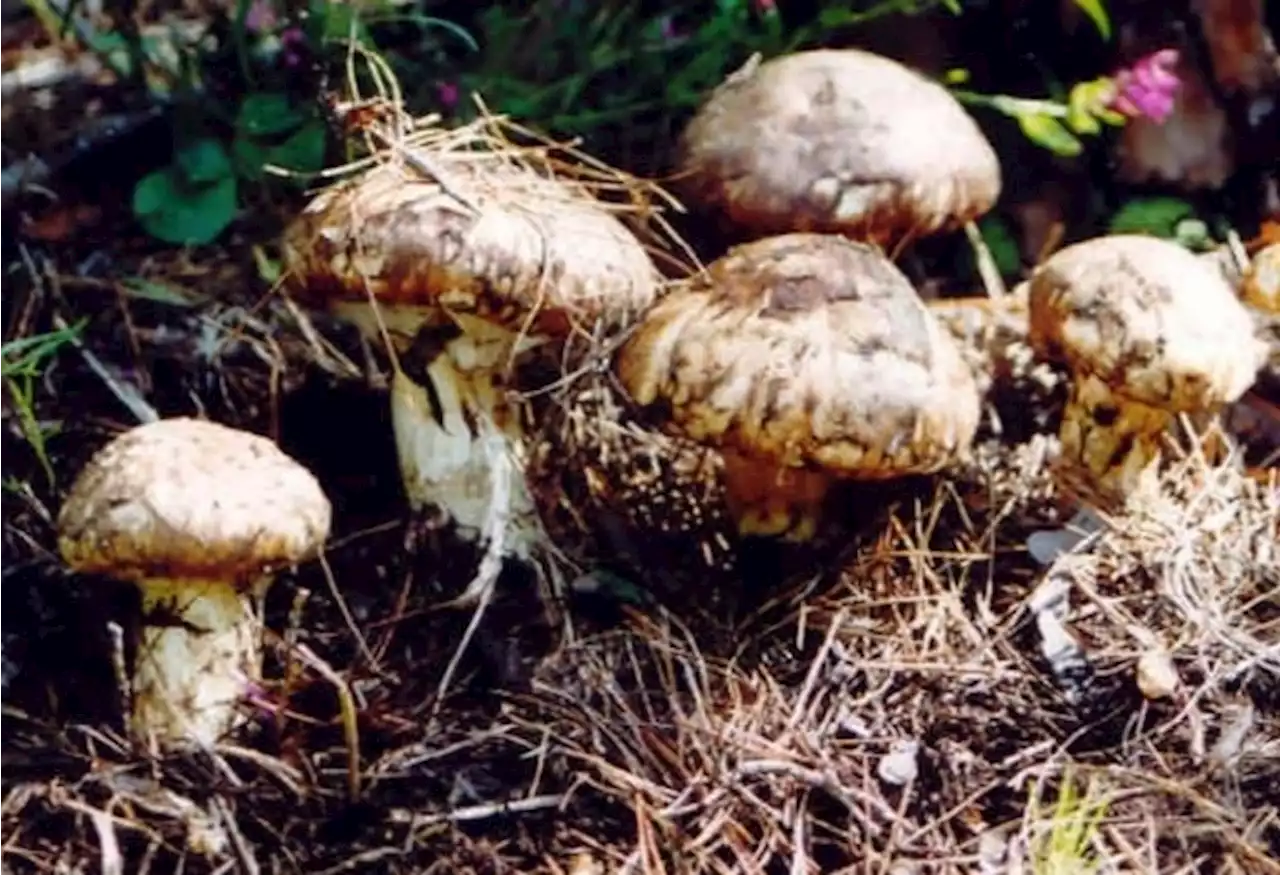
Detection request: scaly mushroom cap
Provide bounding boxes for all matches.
[280,159,662,341]
[1028,234,1267,412]
[677,48,1002,244]
[615,233,982,478]
[58,418,332,582]
[528,373,738,571]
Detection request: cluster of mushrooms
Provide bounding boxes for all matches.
[54,48,1276,751]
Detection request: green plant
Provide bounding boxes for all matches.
[1,321,86,489]
[54,0,473,246]
[1027,767,1110,875]
[448,0,802,147]
[1108,196,1218,251]
[131,91,330,245]
[949,76,1126,158]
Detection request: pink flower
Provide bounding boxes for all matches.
[245,0,277,34]
[436,80,459,109]
[280,27,307,68]
[1109,49,1181,124]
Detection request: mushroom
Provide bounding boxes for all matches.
[282,155,661,560]
[1242,241,1279,313]
[526,371,741,595]
[926,284,1038,399]
[1026,234,1268,514]
[614,233,982,543]
[675,48,1001,247]
[57,418,332,749]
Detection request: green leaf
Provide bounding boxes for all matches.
[119,277,208,307]
[316,0,371,43]
[132,168,177,217]
[1072,0,1112,41]
[1108,196,1196,237]
[1015,112,1084,157]
[1,322,85,376]
[944,67,971,86]
[1174,218,1213,251]
[231,135,270,182]
[978,216,1023,277]
[252,245,282,285]
[236,92,309,138]
[132,166,238,245]
[264,119,327,176]
[1066,83,1102,135]
[175,138,234,184]
[1069,78,1126,128]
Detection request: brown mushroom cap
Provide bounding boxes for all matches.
[281,159,662,340]
[615,233,981,477]
[676,48,1002,243]
[58,418,332,582]
[1028,234,1267,412]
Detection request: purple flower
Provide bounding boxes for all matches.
[279,27,307,68]
[436,80,459,109]
[1109,49,1181,124]
[245,0,277,35]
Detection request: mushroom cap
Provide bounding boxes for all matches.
[676,48,1002,243]
[280,159,661,340]
[58,418,332,582]
[614,233,982,478]
[1027,234,1268,411]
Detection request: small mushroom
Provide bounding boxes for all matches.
[282,156,660,558]
[1027,234,1268,510]
[614,233,981,542]
[57,418,332,749]
[676,48,1002,246]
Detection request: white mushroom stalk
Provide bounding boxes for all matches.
[392,316,544,560]
[57,418,332,750]
[281,144,663,572]
[331,298,543,554]
[129,576,272,746]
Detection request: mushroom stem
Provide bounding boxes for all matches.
[131,576,269,748]
[388,334,540,560]
[720,451,831,543]
[1057,373,1226,507]
[1058,373,1170,504]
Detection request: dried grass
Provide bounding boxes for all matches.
[503,437,1277,872]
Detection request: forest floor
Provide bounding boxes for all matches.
[3,8,1280,874]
